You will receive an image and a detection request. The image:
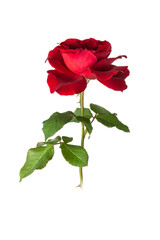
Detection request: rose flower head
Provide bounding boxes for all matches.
[46,38,130,95]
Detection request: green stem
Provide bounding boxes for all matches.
[79,91,85,187]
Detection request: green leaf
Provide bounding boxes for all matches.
[37,136,61,147]
[71,108,93,122]
[20,144,54,182]
[90,103,129,132]
[60,143,88,167]
[70,108,93,134]
[42,111,73,141]
[96,113,130,132]
[90,103,110,114]
[46,136,61,144]
[36,142,45,147]
[62,136,73,143]
[76,116,93,134]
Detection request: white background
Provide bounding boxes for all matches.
[0,0,160,239]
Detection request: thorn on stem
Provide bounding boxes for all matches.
[76,184,82,188]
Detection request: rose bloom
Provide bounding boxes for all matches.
[46,38,130,95]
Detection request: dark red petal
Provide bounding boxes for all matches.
[61,49,97,75]
[93,55,127,71]
[98,78,128,91]
[112,68,130,80]
[92,65,122,81]
[97,40,111,51]
[97,69,130,92]
[93,65,129,81]
[47,47,71,74]
[60,38,81,49]
[94,41,112,60]
[93,70,114,81]
[80,38,98,50]
[80,68,97,79]
[47,70,87,95]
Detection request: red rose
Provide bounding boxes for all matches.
[46,38,129,95]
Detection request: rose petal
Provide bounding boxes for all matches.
[92,66,120,81]
[47,70,87,95]
[80,68,97,79]
[113,68,130,80]
[61,49,97,75]
[80,38,98,50]
[47,47,71,74]
[97,69,130,92]
[97,40,111,51]
[93,70,114,81]
[98,78,127,91]
[94,41,112,60]
[60,38,81,49]
[92,65,129,81]
[93,55,127,71]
